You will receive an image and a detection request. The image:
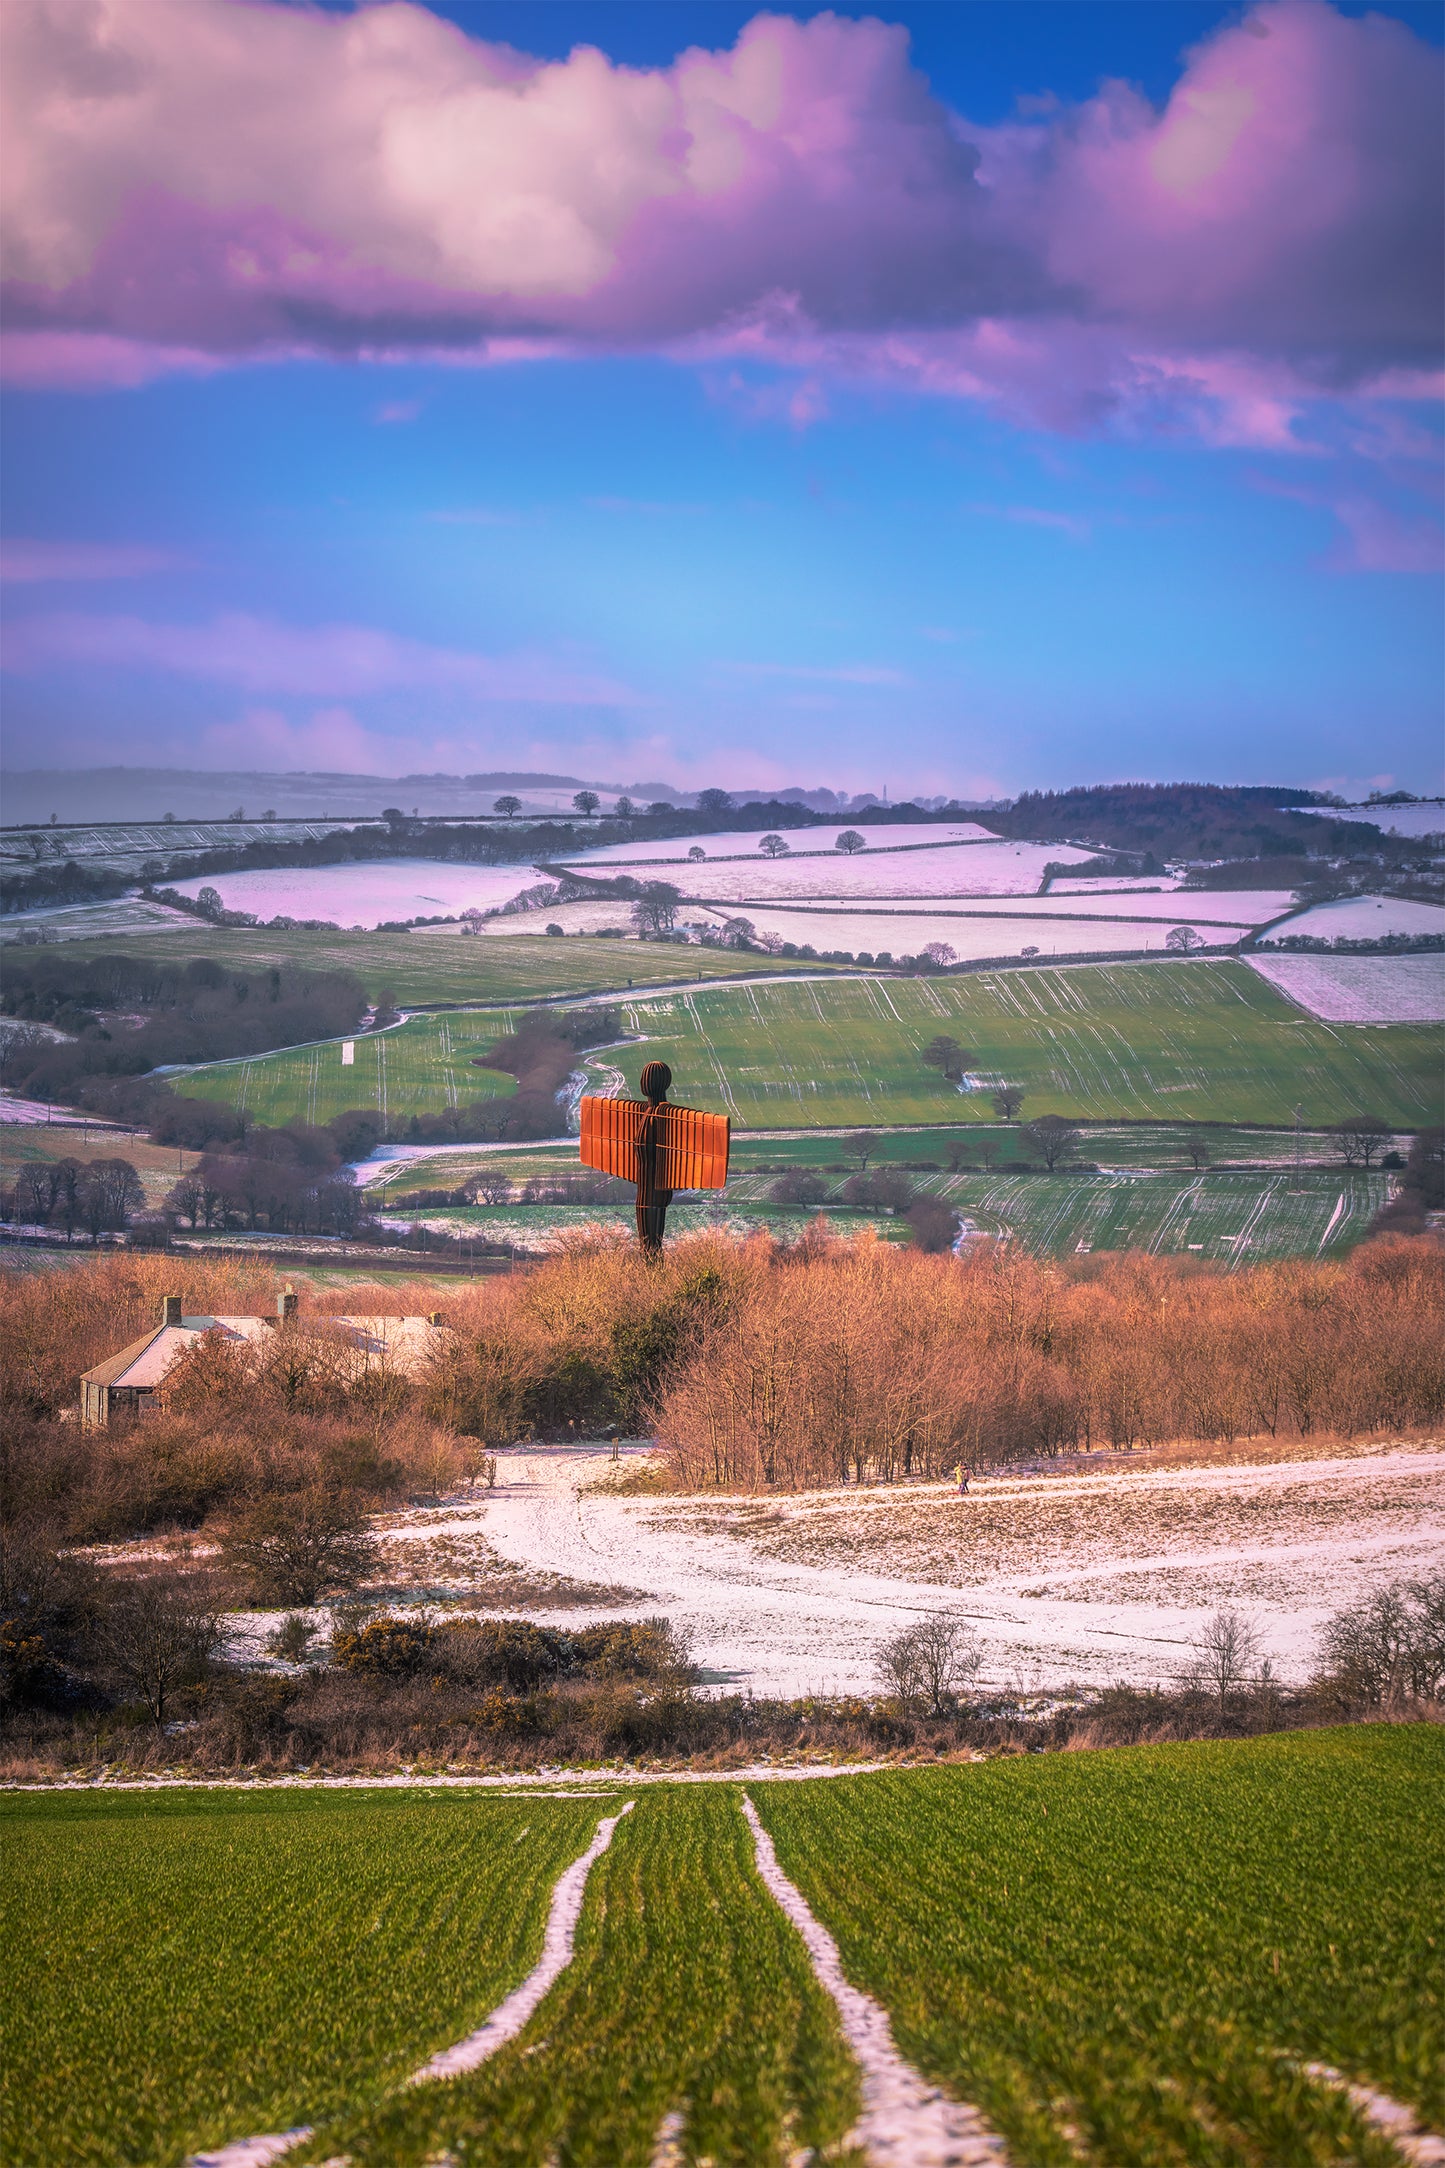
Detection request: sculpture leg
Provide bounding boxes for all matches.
[635,1199,668,1253]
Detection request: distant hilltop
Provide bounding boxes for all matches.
[0,767,977,828]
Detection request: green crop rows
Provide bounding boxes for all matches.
[937,1167,1386,1261]
[177,959,1440,1131]
[0,1787,601,2168]
[605,962,1438,1128]
[5,1731,1440,2167]
[390,1169,1383,1264]
[303,1786,859,2167]
[756,1726,1444,2168]
[179,1009,522,1127]
[45,923,836,1006]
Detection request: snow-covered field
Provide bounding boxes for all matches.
[571,823,1002,863]
[584,841,1098,902]
[1247,951,1445,1022]
[1257,894,1445,944]
[1292,801,1445,840]
[397,1439,1444,1696]
[685,907,1239,960]
[1045,875,1185,895]
[171,860,541,926]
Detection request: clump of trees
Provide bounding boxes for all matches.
[2,1236,1443,1520]
[0,953,366,1117]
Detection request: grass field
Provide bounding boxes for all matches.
[756,1726,1444,2166]
[6,1730,1439,2167]
[936,1167,1385,1260]
[303,1785,859,2167]
[0,1788,602,2168]
[598,962,1439,1128]
[392,1169,1382,1263]
[175,959,1441,1131]
[178,1009,524,1127]
[35,923,840,1005]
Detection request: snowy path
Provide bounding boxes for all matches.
[437,1442,1445,1696]
[743,1797,1007,2166]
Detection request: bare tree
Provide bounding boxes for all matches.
[631,881,682,936]
[992,1084,1025,1123]
[572,790,600,817]
[920,941,957,968]
[493,795,522,817]
[1024,1115,1081,1171]
[615,797,635,820]
[876,1615,981,1713]
[835,830,867,854]
[719,917,756,949]
[842,1131,880,1172]
[220,1490,378,1606]
[1331,1115,1393,1169]
[1183,1131,1213,1171]
[1318,1574,1444,1703]
[1186,1608,1263,1714]
[1165,926,1206,952]
[98,1572,227,1725]
[758,833,790,857]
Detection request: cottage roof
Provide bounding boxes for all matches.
[81,1312,448,1392]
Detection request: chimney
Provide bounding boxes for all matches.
[161,1295,182,1327]
[278,1287,299,1322]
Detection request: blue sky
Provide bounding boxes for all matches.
[2,0,1441,798]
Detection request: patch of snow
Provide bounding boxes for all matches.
[1257,894,1445,944]
[688,907,1236,961]
[1247,952,1445,1023]
[170,861,544,928]
[475,1443,1445,1697]
[411,1803,634,2081]
[570,824,1002,864]
[1291,802,1445,841]
[619,842,1096,903]
[187,2132,313,2167]
[742,1796,1007,2166]
[1299,2064,1445,2165]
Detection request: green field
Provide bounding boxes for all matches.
[0,1787,601,2168]
[181,1008,524,1127]
[601,962,1438,1128]
[38,923,840,1005]
[937,1167,1385,1260]
[6,1731,1439,2167]
[757,1727,1444,2165]
[392,1169,1383,1264]
[177,959,1440,1131]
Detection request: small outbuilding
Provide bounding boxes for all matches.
[79,1290,447,1427]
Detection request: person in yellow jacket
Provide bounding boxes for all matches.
[953,1462,969,1495]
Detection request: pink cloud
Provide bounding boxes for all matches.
[0,538,183,581]
[1326,496,1445,574]
[1,610,634,705]
[0,0,1436,442]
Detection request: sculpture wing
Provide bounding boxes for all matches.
[578,1097,730,1189]
[579,1095,644,1181]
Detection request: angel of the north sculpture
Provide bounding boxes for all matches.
[578,1060,730,1252]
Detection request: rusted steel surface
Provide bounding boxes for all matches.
[579,1096,730,1191]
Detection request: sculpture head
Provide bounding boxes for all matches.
[639,1059,672,1106]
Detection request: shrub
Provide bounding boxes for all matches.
[220,1489,378,1606]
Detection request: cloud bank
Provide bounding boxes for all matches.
[3,0,1440,434]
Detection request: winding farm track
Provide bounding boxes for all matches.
[464,1440,1445,1697]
